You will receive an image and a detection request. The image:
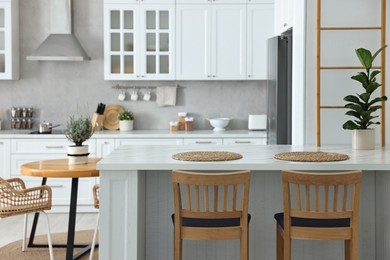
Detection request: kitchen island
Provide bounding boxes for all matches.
[97,144,390,260]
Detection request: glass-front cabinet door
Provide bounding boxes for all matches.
[0,0,19,80]
[104,4,174,80]
[139,6,175,79]
[104,4,139,80]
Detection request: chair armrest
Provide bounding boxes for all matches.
[6,178,26,190]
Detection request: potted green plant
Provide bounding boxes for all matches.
[342,46,387,149]
[64,115,94,164]
[118,110,134,131]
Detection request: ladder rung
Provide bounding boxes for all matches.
[320,26,382,31]
[320,106,345,109]
[320,66,382,70]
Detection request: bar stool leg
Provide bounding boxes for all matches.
[276,225,283,260]
[89,213,99,260]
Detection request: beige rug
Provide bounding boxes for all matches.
[0,230,98,259]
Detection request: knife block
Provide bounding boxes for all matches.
[91,113,105,131]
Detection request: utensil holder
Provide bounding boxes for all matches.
[91,113,105,131]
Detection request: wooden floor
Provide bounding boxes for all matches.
[0,213,98,248]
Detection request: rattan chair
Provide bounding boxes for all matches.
[89,184,100,260]
[275,170,362,260]
[0,177,54,260]
[172,170,251,260]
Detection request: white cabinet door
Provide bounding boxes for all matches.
[96,139,116,157]
[223,138,266,145]
[115,138,183,146]
[104,4,175,80]
[0,139,10,178]
[105,0,175,4]
[104,4,139,80]
[247,4,274,79]
[183,138,223,145]
[211,5,246,80]
[275,0,293,34]
[0,0,18,80]
[176,4,246,80]
[176,5,211,80]
[139,5,175,79]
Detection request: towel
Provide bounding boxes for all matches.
[156,86,177,107]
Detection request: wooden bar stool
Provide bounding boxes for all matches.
[274,170,362,260]
[172,170,251,260]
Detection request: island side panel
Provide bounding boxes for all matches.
[100,170,145,260]
[375,171,390,260]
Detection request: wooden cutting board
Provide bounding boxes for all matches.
[103,104,124,130]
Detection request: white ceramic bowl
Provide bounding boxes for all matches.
[207,118,231,131]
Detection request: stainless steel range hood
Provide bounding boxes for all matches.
[26,0,90,61]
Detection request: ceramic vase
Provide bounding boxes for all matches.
[119,120,134,131]
[67,145,89,164]
[352,129,375,150]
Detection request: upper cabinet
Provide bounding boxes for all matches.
[104,2,175,80]
[176,4,246,80]
[274,0,293,34]
[247,3,274,79]
[0,0,19,80]
[104,0,274,80]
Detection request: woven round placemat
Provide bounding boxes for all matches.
[172,151,243,162]
[274,151,349,162]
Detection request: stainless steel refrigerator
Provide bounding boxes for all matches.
[267,31,292,144]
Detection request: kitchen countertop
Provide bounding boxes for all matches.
[0,129,267,139]
[97,144,390,171]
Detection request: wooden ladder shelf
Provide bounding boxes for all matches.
[315,0,387,146]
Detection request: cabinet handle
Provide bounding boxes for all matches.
[234,141,251,144]
[0,142,3,144]
[50,185,65,188]
[195,141,213,144]
[212,75,216,77]
[283,23,288,27]
[141,75,146,78]
[45,146,65,149]
[248,75,252,78]
[104,141,110,144]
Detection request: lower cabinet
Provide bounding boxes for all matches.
[223,138,266,145]
[1,135,266,212]
[183,138,223,145]
[0,139,10,179]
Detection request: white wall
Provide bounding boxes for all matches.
[0,0,266,131]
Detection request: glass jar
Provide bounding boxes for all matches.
[185,117,193,131]
[178,112,187,131]
[170,121,178,131]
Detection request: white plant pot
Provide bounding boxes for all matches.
[67,145,89,164]
[352,129,375,150]
[119,120,134,131]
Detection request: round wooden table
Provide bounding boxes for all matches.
[21,158,101,260]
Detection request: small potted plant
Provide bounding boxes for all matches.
[64,115,94,164]
[342,46,387,149]
[118,110,134,131]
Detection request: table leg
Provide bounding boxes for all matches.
[27,177,95,259]
[66,178,78,260]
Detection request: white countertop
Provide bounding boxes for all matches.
[0,129,266,139]
[97,144,390,171]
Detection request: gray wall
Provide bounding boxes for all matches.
[0,0,266,131]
